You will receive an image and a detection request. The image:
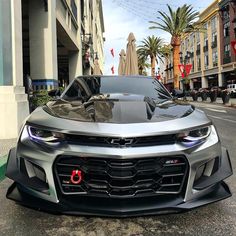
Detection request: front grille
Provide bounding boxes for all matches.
[54,156,188,198]
[65,134,176,148]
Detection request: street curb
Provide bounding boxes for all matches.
[188,100,236,109]
[0,155,7,182]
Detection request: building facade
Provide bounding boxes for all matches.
[81,0,105,76]
[163,50,174,91]
[188,0,222,90]
[0,0,105,139]
[163,0,236,90]
[219,0,236,85]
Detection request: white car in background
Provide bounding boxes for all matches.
[227,84,236,97]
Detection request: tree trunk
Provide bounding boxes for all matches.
[139,66,143,75]
[171,36,181,89]
[151,56,155,77]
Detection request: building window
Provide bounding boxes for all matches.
[203,23,208,39]
[223,10,230,20]
[223,22,230,37]
[71,0,77,20]
[197,58,201,71]
[190,33,194,44]
[211,32,217,48]
[186,39,189,49]
[211,17,216,31]
[212,32,217,42]
[224,44,231,57]
[223,44,231,64]
[212,51,218,67]
[234,23,236,38]
[196,43,201,55]
[196,32,200,43]
[203,38,208,52]
[80,0,84,22]
[204,55,209,69]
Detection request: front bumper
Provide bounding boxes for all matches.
[6,181,231,217]
[5,142,233,217]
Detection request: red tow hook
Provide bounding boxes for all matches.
[70,170,82,184]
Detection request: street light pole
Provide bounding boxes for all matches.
[179,51,191,100]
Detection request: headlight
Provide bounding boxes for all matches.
[27,126,65,142]
[177,126,211,143]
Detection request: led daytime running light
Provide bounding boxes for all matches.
[27,126,64,142]
[178,126,211,142]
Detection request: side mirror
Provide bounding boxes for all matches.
[48,89,61,97]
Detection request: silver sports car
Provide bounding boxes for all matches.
[6,76,232,217]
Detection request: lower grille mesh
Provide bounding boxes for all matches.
[54,156,188,197]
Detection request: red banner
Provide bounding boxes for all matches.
[111,66,114,74]
[178,64,192,78]
[110,48,114,57]
[231,41,236,55]
[185,64,192,77]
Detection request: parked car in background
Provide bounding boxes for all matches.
[227,84,236,97]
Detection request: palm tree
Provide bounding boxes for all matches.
[160,44,172,59]
[137,49,150,75]
[138,36,164,76]
[149,4,200,89]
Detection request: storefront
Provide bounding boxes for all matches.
[192,78,202,89]
[207,74,218,88]
[223,70,236,86]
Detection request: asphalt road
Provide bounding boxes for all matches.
[0,102,236,236]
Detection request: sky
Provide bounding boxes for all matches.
[102,0,215,75]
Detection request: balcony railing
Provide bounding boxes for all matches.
[223,56,231,64]
[213,62,218,67]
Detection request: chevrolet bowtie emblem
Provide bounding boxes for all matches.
[109,138,134,147]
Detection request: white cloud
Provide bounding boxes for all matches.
[102,0,215,75]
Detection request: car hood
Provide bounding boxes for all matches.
[43,94,194,124]
[26,95,211,137]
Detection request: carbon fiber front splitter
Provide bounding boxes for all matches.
[6,181,231,217]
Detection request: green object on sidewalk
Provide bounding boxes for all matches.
[0,155,7,182]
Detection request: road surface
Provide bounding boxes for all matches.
[0,102,235,236]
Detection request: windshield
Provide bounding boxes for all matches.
[61,76,172,102]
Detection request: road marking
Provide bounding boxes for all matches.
[206,108,227,113]
[208,115,236,124]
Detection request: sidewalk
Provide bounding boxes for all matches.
[187,96,236,107]
[0,139,17,181]
[0,139,17,157]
